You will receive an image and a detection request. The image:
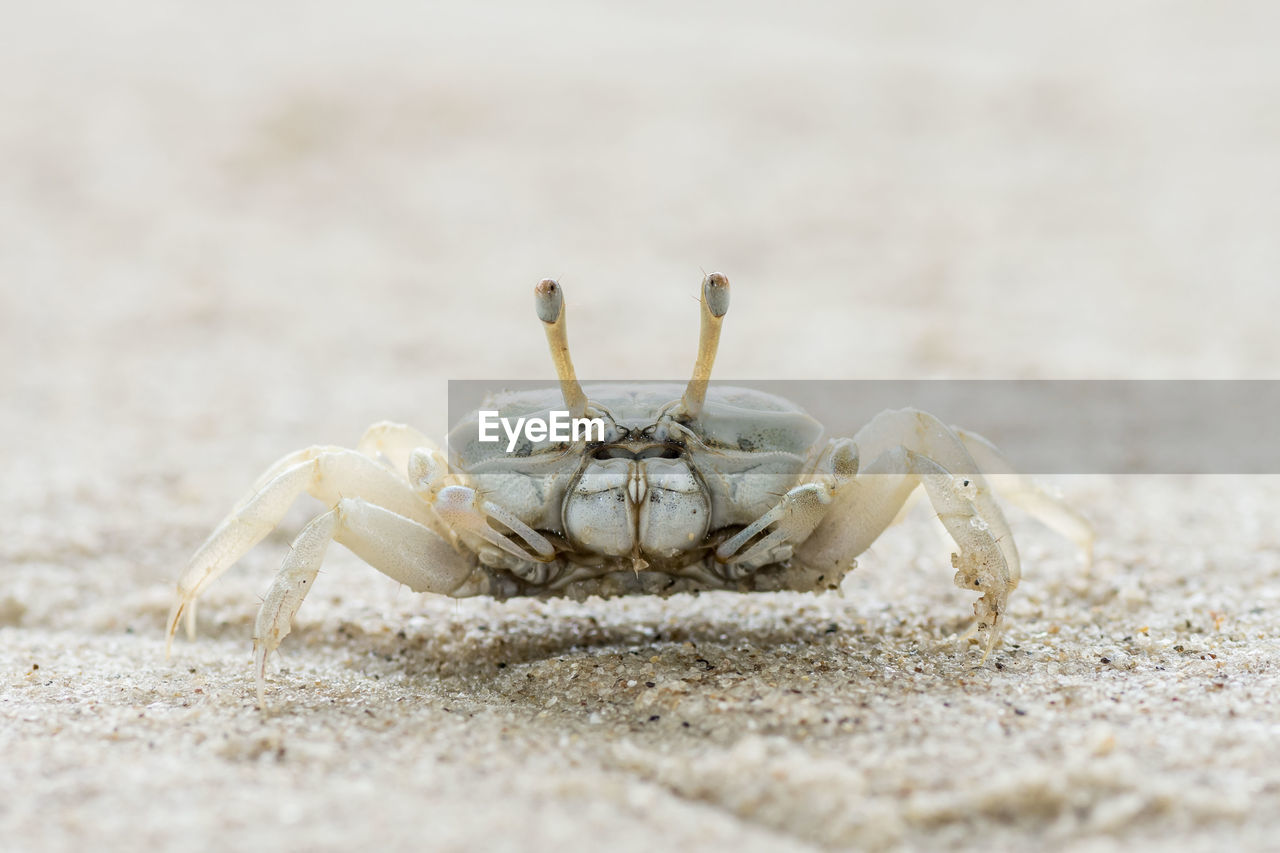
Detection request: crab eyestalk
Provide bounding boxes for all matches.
[679,272,730,419]
[534,278,589,419]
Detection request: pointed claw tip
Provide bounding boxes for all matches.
[253,646,269,709]
[165,603,184,649]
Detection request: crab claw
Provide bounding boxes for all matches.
[951,549,1011,663]
[434,485,555,563]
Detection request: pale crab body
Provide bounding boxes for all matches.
[168,274,1092,705]
[445,383,834,600]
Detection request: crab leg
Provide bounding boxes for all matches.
[357,421,439,479]
[795,409,1022,656]
[906,451,1017,656]
[168,448,436,651]
[800,447,1014,656]
[850,408,1021,584]
[252,497,476,707]
[240,422,436,506]
[953,427,1095,565]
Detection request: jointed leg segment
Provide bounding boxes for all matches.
[357,421,439,478]
[797,409,1089,656]
[168,419,562,705]
[168,436,445,652]
[250,497,476,706]
[953,428,1095,565]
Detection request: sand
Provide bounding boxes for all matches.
[4,3,1280,851]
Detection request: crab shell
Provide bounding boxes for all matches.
[446,383,840,599]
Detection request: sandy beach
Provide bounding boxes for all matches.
[4,3,1280,850]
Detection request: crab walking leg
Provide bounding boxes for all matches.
[242,445,347,504]
[242,423,436,502]
[847,408,1021,586]
[252,498,476,706]
[796,446,1017,656]
[906,451,1017,655]
[356,421,439,479]
[242,424,438,498]
[953,428,1095,565]
[168,449,436,650]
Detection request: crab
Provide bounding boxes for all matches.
[168,273,1092,704]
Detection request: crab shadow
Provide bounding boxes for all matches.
[287,592,970,689]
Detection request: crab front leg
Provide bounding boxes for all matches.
[169,442,440,650]
[250,497,477,706]
[843,425,1095,566]
[952,427,1095,564]
[795,409,1023,657]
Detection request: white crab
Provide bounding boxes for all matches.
[168,274,1092,704]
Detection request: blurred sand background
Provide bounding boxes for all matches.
[3,2,1280,851]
